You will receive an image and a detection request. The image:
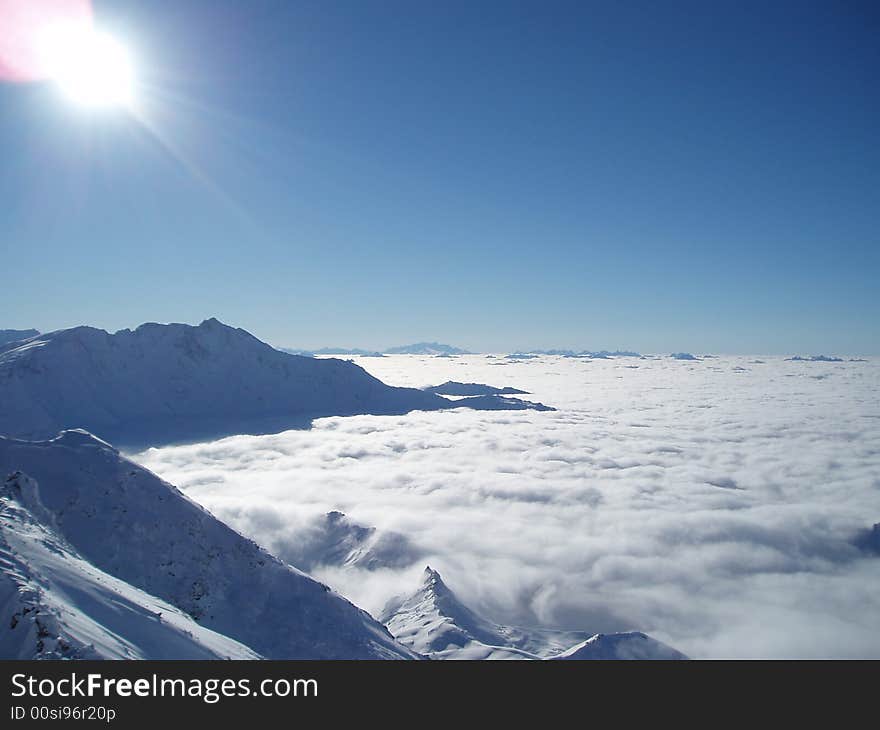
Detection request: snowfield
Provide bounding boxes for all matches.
[135,353,880,659]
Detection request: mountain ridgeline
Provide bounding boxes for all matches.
[0,319,549,448]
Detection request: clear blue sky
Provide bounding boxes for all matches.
[1,1,878,354]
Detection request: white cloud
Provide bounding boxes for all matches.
[133,354,880,658]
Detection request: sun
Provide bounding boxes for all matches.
[38,24,135,109]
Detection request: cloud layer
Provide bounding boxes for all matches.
[133,354,880,658]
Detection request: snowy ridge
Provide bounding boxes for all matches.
[0,432,419,659]
[0,319,547,447]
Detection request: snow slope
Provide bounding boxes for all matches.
[0,431,419,659]
[0,319,545,447]
[0,473,260,660]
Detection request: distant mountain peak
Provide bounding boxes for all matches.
[385,342,470,355]
[263,511,423,573]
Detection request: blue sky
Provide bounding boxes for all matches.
[1,1,877,353]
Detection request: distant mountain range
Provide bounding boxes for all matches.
[282,343,648,357]
[0,319,550,448]
[385,342,470,355]
[786,355,845,362]
[282,342,470,356]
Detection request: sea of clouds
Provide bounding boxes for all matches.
[133,354,880,658]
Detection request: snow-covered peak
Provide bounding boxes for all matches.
[265,510,422,573]
[381,567,589,660]
[422,565,442,584]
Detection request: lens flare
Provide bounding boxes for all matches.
[0,0,94,81]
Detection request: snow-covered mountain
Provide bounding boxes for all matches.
[385,342,470,355]
[380,567,590,660]
[0,329,38,347]
[0,431,419,659]
[1,474,259,660]
[0,319,545,447]
[272,511,422,573]
[381,567,687,660]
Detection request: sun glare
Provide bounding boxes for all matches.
[38,24,135,109]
